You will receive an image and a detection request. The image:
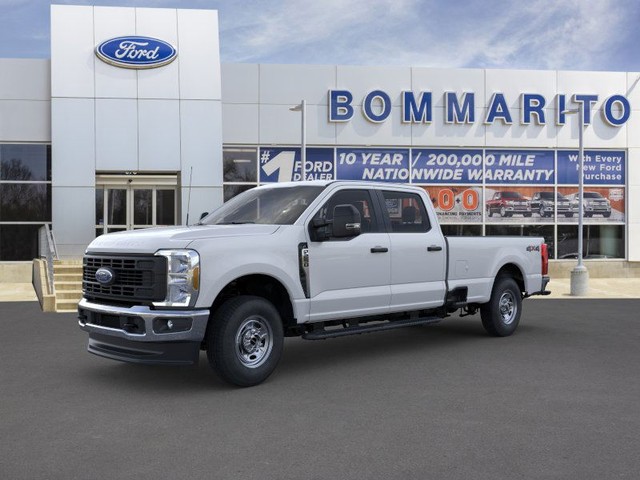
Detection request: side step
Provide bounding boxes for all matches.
[302,316,442,340]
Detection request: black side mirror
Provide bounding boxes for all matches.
[199,212,209,221]
[332,204,361,238]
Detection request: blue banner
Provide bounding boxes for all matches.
[557,150,625,185]
[336,148,410,182]
[260,147,334,183]
[484,150,554,184]
[411,149,483,184]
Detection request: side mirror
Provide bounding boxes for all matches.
[199,212,209,221]
[310,217,330,242]
[332,204,361,238]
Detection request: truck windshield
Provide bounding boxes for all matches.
[201,185,326,225]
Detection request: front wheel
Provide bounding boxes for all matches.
[480,276,522,337]
[207,295,284,387]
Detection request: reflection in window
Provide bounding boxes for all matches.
[223,148,257,182]
[133,189,153,225]
[0,224,41,261]
[156,189,175,225]
[95,188,104,226]
[557,225,624,259]
[440,225,482,236]
[224,184,254,202]
[486,224,555,259]
[107,189,127,225]
[0,184,51,222]
[0,145,51,181]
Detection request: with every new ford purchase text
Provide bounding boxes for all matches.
[78,181,551,387]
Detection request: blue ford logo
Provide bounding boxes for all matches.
[95,36,177,69]
[95,267,115,285]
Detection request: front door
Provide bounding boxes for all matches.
[95,175,178,236]
[305,188,391,322]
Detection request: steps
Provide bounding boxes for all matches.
[53,260,83,313]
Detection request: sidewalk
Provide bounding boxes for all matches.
[1,278,639,304]
[534,277,640,299]
[0,283,38,302]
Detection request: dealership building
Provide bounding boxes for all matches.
[1,5,639,278]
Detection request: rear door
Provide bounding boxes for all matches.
[378,189,446,311]
[305,188,391,322]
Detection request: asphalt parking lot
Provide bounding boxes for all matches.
[1,300,639,480]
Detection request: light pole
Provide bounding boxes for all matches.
[562,104,588,295]
[289,100,306,181]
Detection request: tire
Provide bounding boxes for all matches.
[207,295,284,387]
[565,213,573,218]
[500,206,506,217]
[487,206,493,217]
[539,206,545,217]
[603,212,611,218]
[480,276,522,337]
[523,213,532,218]
[585,213,592,218]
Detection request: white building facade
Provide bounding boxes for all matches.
[0,5,639,268]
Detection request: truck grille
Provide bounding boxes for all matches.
[83,254,167,304]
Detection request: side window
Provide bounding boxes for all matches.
[382,191,431,233]
[312,189,380,237]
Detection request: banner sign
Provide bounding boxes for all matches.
[260,147,334,183]
[484,150,554,184]
[421,186,482,223]
[411,149,483,184]
[336,148,410,182]
[557,150,625,185]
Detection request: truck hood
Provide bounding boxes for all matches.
[86,225,280,254]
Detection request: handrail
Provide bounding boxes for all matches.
[38,224,58,294]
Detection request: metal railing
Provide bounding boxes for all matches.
[38,224,58,294]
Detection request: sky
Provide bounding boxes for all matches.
[1,0,639,72]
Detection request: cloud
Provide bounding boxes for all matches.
[218,0,637,71]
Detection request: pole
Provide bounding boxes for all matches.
[301,99,306,182]
[577,103,584,268]
[570,103,589,295]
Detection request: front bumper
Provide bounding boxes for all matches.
[78,298,210,365]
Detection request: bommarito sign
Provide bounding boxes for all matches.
[328,90,631,127]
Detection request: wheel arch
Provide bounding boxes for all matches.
[207,274,297,338]
[493,262,525,294]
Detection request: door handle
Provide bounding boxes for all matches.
[427,245,443,252]
[370,247,389,253]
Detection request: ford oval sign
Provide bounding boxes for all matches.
[95,36,177,69]
[95,267,115,286]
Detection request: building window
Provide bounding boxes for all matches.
[223,147,258,201]
[0,144,51,261]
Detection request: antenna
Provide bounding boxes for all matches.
[185,166,193,226]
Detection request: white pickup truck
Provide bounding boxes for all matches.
[79,181,550,386]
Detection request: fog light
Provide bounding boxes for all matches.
[153,317,192,334]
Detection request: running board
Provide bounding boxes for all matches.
[302,316,442,340]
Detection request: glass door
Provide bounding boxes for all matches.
[95,175,178,237]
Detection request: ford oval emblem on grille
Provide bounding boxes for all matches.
[95,36,177,69]
[95,267,115,285]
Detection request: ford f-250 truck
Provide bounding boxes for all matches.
[79,181,550,387]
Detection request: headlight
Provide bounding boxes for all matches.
[153,249,200,308]
[506,200,515,206]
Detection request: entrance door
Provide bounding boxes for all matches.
[95,175,178,237]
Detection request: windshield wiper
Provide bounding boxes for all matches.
[216,221,256,225]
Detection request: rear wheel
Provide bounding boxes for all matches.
[480,276,522,337]
[207,295,284,387]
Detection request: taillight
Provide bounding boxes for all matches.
[541,243,549,276]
